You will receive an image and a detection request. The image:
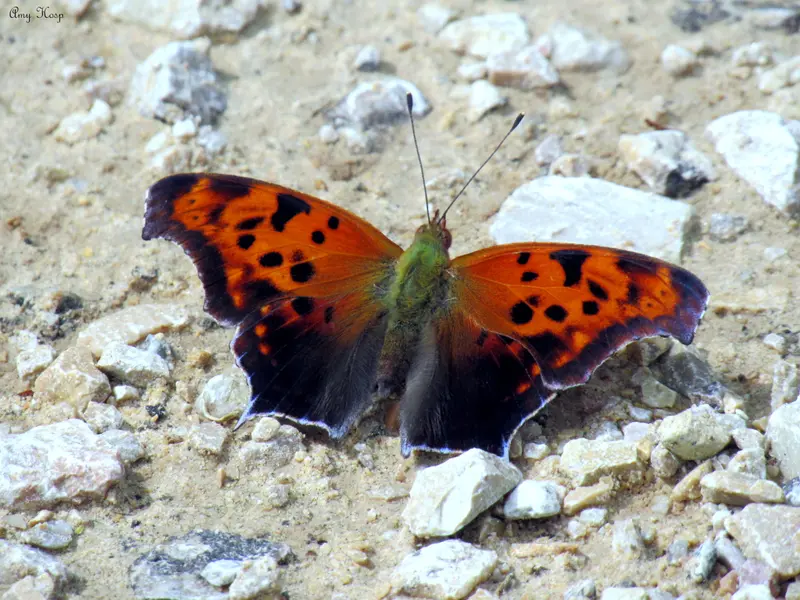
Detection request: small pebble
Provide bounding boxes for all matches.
[354,45,381,72]
[661,44,698,76]
[20,520,75,550]
[763,333,787,353]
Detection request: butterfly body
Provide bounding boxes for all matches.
[143,172,708,458]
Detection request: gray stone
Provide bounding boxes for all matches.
[129,530,290,600]
[732,428,765,451]
[130,39,227,125]
[417,3,457,34]
[489,177,694,264]
[33,346,111,411]
[714,534,746,570]
[708,213,749,242]
[467,80,506,123]
[0,540,67,589]
[82,401,125,433]
[250,417,281,442]
[560,439,641,486]
[200,559,241,588]
[706,110,800,215]
[238,425,303,469]
[639,375,678,409]
[77,304,189,359]
[108,0,264,40]
[534,134,563,166]
[195,371,249,422]
[19,520,74,551]
[537,22,631,73]
[53,100,113,144]
[16,344,57,382]
[1,573,57,600]
[687,539,717,582]
[228,556,281,600]
[660,45,698,76]
[391,540,497,600]
[486,45,559,90]
[784,478,800,506]
[503,480,563,519]
[0,419,123,510]
[327,78,430,131]
[139,333,173,362]
[354,45,381,72]
[549,154,591,178]
[766,399,800,480]
[618,130,714,198]
[653,345,725,406]
[771,359,799,412]
[402,448,521,537]
[700,471,784,505]
[658,405,732,461]
[728,448,767,479]
[611,519,646,559]
[98,429,145,464]
[667,539,689,564]
[725,504,800,577]
[622,422,650,443]
[97,342,171,386]
[439,13,529,59]
[197,126,227,157]
[189,422,229,455]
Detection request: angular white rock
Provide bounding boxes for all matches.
[489,177,694,263]
[354,45,381,72]
[467,80,506,123]
[97,342,171,386]
[439,13,529,59]
[0,420,123,509]
[0,540,67,587]
[34,347,111,411]
[658,405,733,461]
[700,471,784,505]
[195,371,249,422]
[457,62,488,82]
[228,555,281,600]
[53,100,113,144]
[503,480,563,519]
[731,42,773,67]
[327,78,430,130]
[417,3,457,34]
[82,401,125,433]
[560,439,641,486]
[98,429,145,464]
[201,559,242,587]
[771,359,799,412]
[189,422,229,455]
[706,110,800,215]
[766,399,800,480]
[16,345,56,382]
[537,22,630,73]
[758,56,800,94]
[402,448,521,537]
[77,304,189,358]
[661,45,698,76]
[618,130,715,198]
[486,46,560,90]
[392,540,497,600]
[725,504,800,578]
[534,134,563,166]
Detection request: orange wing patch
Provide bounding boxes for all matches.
[452,243,708,389]
[143,173,402,326]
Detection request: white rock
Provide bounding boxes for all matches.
[439,13,529,59]
[113,385,139,403]
[457,62,488,82]
[77,304,189,358]
[97,342,171,386]
[1,572,57,600]
[732,585,774,600]
[622,422,650,443]
[534,134,563,166]
[16,345,56,382]
[392,540,497,600]
[611,519,645,559]
[705,110,800,215]
[238,425,304,469]
[489,177,695,263]
[171,118,197,141]
[763,332,787,353]
[197,126,227,156]
[661,44,698,76]
[725,504,800,578]
[98,429,145,464]
[503,480,563,519]
[107,0,265,38]
[228,555,281,600]
[251,417,281,442]
[618,130,715,197]
[467,80,506,123]
[560,439,641,486]
[145,130,171,154]
[728,448,767,479]
[700,471,784,505]
[523,442,549,461]
[537,22,630,73]
[731,42,773,67]
[20,520,75,551]
[195,371,249,422]
[628,405,653,422]
[708,213,749,241]
[758,56,800,94]
[0,420,123,509]
[53,100,113,144]
[189,422,229,455]
[354,45,381,72]
[417,3,457,33]
[129,39,226,125]
[487,46,559,90]
[580,507,608,527]
[402,448,522,537]
[766,399,800,480]
[650,443,682,478]
[732,428,765,451]
[658,405,732,461]
[0,540,67,588]
[10,331,39,353]
[600,588,649,600]
[327,78,430,130]
[200,559,242,587]
[548,153,591,177]
[771,359,799,412]
[764,246,787,262]
[82,401,124,433]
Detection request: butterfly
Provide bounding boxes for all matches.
[142,99,708,459]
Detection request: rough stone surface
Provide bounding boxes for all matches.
[0,540,68,588]
[1,572,57,600]
[618,130,714,198]
[200,559,241,587]
[658,405,732,461]
[560,439,641,486]
[19,520,75,551]
[639,375,679,409]
[439,13,529,59]
[611,519,646,560]
[97,342,171,386]
[661,44,699,76]
[107,0,265,38]
[228,555,282,600]
[503,480,563,520]
[651,444,682,479]
[766,399,800,480]
[600,589,649,600]
[98,429,145,464]
[327,78,430,131]
[77,304,190,358]
[489,177,694,264]
[725,504,800,577]
[705,110,800,215]
[53,100,113,144]
[771,359,799,412]
[195,371,249,422]
[129,39,227,125]
[486,45,560,90]
[728,448,767,479]
[0,419,124,510]
[537,22,631,73]
[402,448,522,537]
[238,425,304,469]
[82,401,125,433]
[562,479,614,515]
[709,213,750,242]
[654,345,725,406]
[189,422,229,455]
[391,540,497,600]
[33,346,111,411]
[129,530,290,600]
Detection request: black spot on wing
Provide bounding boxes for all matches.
[259,252,283,267]
[324,306,334,324]
[524,331,570,364]
[510,301,533,325]
[208,205,225,224]
[476,329,488,347]
[271,193,311,232]
[544,305,568,322]
[582,300,600,315]
[208,176,252,201]
[238,234,255,250]
[236,217,265,230]
[517,252,530,265]
[291,250,305,263]
[627,283,640,305]
[290,262,315,283]
[527,295,540,307]
[521,271,539,282]
[327,216,339,230]
[588,279,609,301]
[291,296,314,316]
[550,249,590,287]
[311,230,325,244]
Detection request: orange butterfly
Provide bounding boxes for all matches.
[142,100,707,458]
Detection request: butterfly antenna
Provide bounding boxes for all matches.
[406,93,431,225]
[438,112,524,225]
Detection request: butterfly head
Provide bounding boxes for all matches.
[417,209,451,251]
